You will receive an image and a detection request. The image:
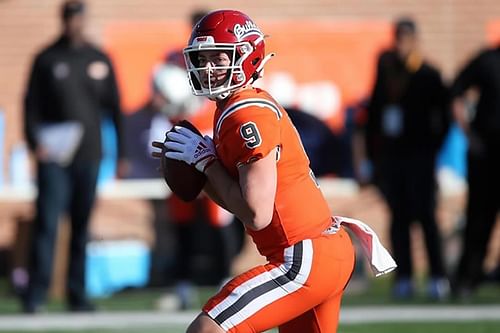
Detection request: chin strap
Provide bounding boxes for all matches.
[214,91,232,101]
[251,52,275,83]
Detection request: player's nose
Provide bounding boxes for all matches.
[204,62,214,73]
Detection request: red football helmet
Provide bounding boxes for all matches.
[183,9,273,100]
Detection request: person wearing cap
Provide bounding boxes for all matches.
[364,18,451,300]
[22,0,125,313]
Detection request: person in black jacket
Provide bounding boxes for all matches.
[285,107,349,178]
[365,18,451,300]
[451,44,500,299]
[22,0,125,313]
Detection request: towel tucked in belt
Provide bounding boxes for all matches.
[326,216,397,277]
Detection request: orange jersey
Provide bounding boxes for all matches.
[213,87,332,259]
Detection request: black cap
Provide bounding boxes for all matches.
[61,0,85,21]
[394,18,417,38]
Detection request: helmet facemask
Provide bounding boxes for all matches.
[184,40,254,100]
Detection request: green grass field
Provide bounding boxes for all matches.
[2,275,499,314]
[8,321,500,333]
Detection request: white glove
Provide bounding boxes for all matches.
[164,126,217,173]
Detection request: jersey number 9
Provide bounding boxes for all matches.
[240,122,262,148]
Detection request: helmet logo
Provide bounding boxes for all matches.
[193,35,215,46]
[233,20,262,40]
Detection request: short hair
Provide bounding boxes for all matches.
[61,0,85,22]
[394,17,417,38]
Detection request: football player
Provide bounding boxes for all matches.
[154,9,355,333]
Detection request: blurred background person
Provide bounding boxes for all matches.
[285,107,351,178]
[350,98,373,186]
[123,62,197,289]
[22,0,125,313]
[451,42,500,299]
[124,63,198,180]
[364,17,451,300]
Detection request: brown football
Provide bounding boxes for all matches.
[161,120,207,202]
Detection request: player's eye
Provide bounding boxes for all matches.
[211,58,223,66]
[197,56,207,66]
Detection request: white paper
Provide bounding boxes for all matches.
[37,121,84,166]
[382,104,403,137]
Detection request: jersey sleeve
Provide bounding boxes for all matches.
[218,106,281,168]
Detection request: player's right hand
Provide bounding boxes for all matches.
[164,126,217,173]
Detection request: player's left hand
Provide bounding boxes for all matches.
[164,126,217,173]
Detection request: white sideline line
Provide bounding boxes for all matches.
[0,311,197,331]
[0,306,498,331]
